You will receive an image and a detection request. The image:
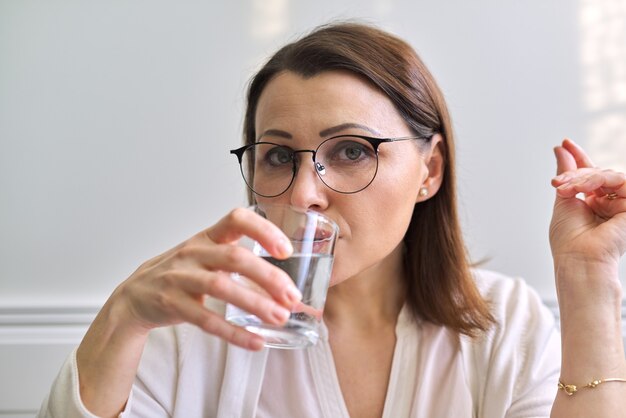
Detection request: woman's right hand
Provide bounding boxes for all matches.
[112,206,302,350]
[73,207,301,417]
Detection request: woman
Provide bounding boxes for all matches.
[39,23,626,417]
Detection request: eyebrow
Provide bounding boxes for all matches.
[257,129,292,141]
[319,123,382,137]
[257,123,382,141]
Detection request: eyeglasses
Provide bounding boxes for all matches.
[230,134,426,198]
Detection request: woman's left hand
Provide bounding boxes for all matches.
[550,138,626,272]
[550,139,626,418]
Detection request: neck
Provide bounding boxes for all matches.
[323,244,406,332]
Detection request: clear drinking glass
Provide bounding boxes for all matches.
[225,204,339,349]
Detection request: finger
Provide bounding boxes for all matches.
[552,167,595,187]
[202,207,292,258]
[555,169,626,199]
[172,269,293,325]
[586,195,626,220]
[562,138,595,169]
[172,296,266,350]
[587,170,626,198]
[174,244,302,306]
[554,145,578,176]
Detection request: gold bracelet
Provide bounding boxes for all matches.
[558,378,626,396]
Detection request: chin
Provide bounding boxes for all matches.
[327,266,355,288]
[328,276,342,288]
[327,267,343,287]
[328,272,341,287]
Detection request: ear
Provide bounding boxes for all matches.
[416,134,445,203]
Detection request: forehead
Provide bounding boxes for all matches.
[254,70,410,137]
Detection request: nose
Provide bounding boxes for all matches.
[287,154,329,210]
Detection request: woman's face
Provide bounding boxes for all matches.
[254,70,435,286]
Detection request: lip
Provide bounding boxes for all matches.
[291,231,334,244]
[292,221,338,241]
[314,228,334,241]
[289,224,338,255]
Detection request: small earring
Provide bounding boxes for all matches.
[418,187,428,197]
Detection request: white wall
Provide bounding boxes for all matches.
[1,1,626,415]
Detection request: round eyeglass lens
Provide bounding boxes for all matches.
[241,143,295,197]
[314,136,379,193]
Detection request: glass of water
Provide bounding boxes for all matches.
[225,204,339,349]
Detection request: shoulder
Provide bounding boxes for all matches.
[473,268,543,304]
[472,268,554,326]
[461,269,561,416]
[468,268,558,354]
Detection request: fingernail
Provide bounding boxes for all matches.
[568,139,581,148]
[272,305,291,323]
[248,336,265,351]
[277,237,293,257]
[285,286,302,304]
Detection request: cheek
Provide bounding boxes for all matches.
[328,156,424,285]
[328,194,416,285]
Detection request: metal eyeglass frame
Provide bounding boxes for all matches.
[230,134,428,198]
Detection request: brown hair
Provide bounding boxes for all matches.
[243,22,494,337]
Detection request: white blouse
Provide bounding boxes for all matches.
[38,269,561,417]
[257,305,474,417]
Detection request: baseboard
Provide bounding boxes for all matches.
[0,305,97,415]
[0,413,37,418]
[0,412,40,418]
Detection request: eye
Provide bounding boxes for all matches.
[324,138,375,163]
[343,144,364,160]
[265,146,293,166]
